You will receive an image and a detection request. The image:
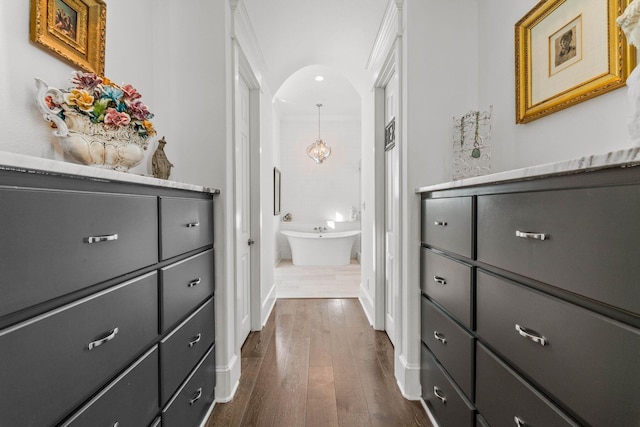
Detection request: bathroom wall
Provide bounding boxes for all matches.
[278,115,361,261]
[279,116,361,222]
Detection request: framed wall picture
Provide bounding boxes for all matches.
[515,0,635,123]
[385,117,396,151]
[30,0,106,75]
[273,167,281,216]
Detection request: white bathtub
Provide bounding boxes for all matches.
[281,230,361,266]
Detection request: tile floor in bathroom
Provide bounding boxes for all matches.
[274,259,360,298]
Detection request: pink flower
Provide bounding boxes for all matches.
[122,84,142,101]
[128,100,152,121]
[104,108,131,127]
[71,71,102,90]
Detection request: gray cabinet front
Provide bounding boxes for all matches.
[477,186,640,315]
[421,248,473,328]
[0,189,158,317]
[422,197,473,258]
[160,298,215,405]
[421,296,474,400]
[61,346,159,427]
[163,345,216,427]
[476,343,579,427]
[0,272,158,426]
[160,197,214,260]
[161,249,214,332]
[476,270,640,427]
[420,344,474,427]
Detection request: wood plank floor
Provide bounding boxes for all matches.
[206,298,431,427]
[275,260,361,299]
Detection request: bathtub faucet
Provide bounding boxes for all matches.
[313,226,327,232]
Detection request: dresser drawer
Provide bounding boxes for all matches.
[421,197,473,258]
[421,296,474,399]
[421,248,473,328]
[476,270,640,427]
[161,249,214,332]
[160,197,213,260]
[0,272,158,426]
[160,298,215,405]
[420,344,474,427]
[476,343,578,427]
[0,188,158,317]
[61,346,159,427]
[477,187,640,315]
[163,344,216,427]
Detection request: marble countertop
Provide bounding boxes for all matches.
[416,147,640,193]
[0,151,220,194]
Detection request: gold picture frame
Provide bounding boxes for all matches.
[30,0,106,75]
[515,0,635,123]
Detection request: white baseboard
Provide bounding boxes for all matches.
[215,353,240,403]
[261,284,276,326]
[395,353,422,400]
[358,284,375,327]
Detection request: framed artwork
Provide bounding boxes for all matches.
[385,117,396,151]
[515,0,635,123]
[30,0,106,75]
[273,167,281,216]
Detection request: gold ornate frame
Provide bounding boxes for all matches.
[515,0,635,124]
[30,0,106,75]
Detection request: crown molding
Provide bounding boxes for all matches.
[231,0,269,77]
[366,0,404,73]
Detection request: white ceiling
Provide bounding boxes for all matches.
[243,0,388,118]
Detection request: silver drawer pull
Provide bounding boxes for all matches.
[189,387,203,405]
[84,234,118,244]
[113,422,119,427]
[188,278,202,288]
[433,276,447,285]
[515,324,546,346]
[87,327,119,350]
[188,333,202,348]
[434,221,448,227]
[433,386,446,404]
[434,331,447,344]
[515,230,548,241]
[185,222,200,228]
[514,416,526,427]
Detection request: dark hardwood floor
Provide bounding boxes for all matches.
[206,298,431,427]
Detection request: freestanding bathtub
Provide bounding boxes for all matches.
[281,230,361,266]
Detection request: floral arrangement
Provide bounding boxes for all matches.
[46,71,156,138]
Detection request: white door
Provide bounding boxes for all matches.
[384,72,400,347]
[236,75,252,346]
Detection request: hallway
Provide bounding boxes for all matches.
[206,299,431,426]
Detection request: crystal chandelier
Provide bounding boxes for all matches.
[306,103,331,164]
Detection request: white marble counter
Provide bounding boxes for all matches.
[0,151,220,194]
[416,147,640,193]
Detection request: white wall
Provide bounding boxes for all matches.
[358,88,378,325]
[478,0,633,175]
[258,86,278,326]
[279,116,361,222]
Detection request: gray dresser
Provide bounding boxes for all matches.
[418,166,640,427]
[0,166,217,427]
